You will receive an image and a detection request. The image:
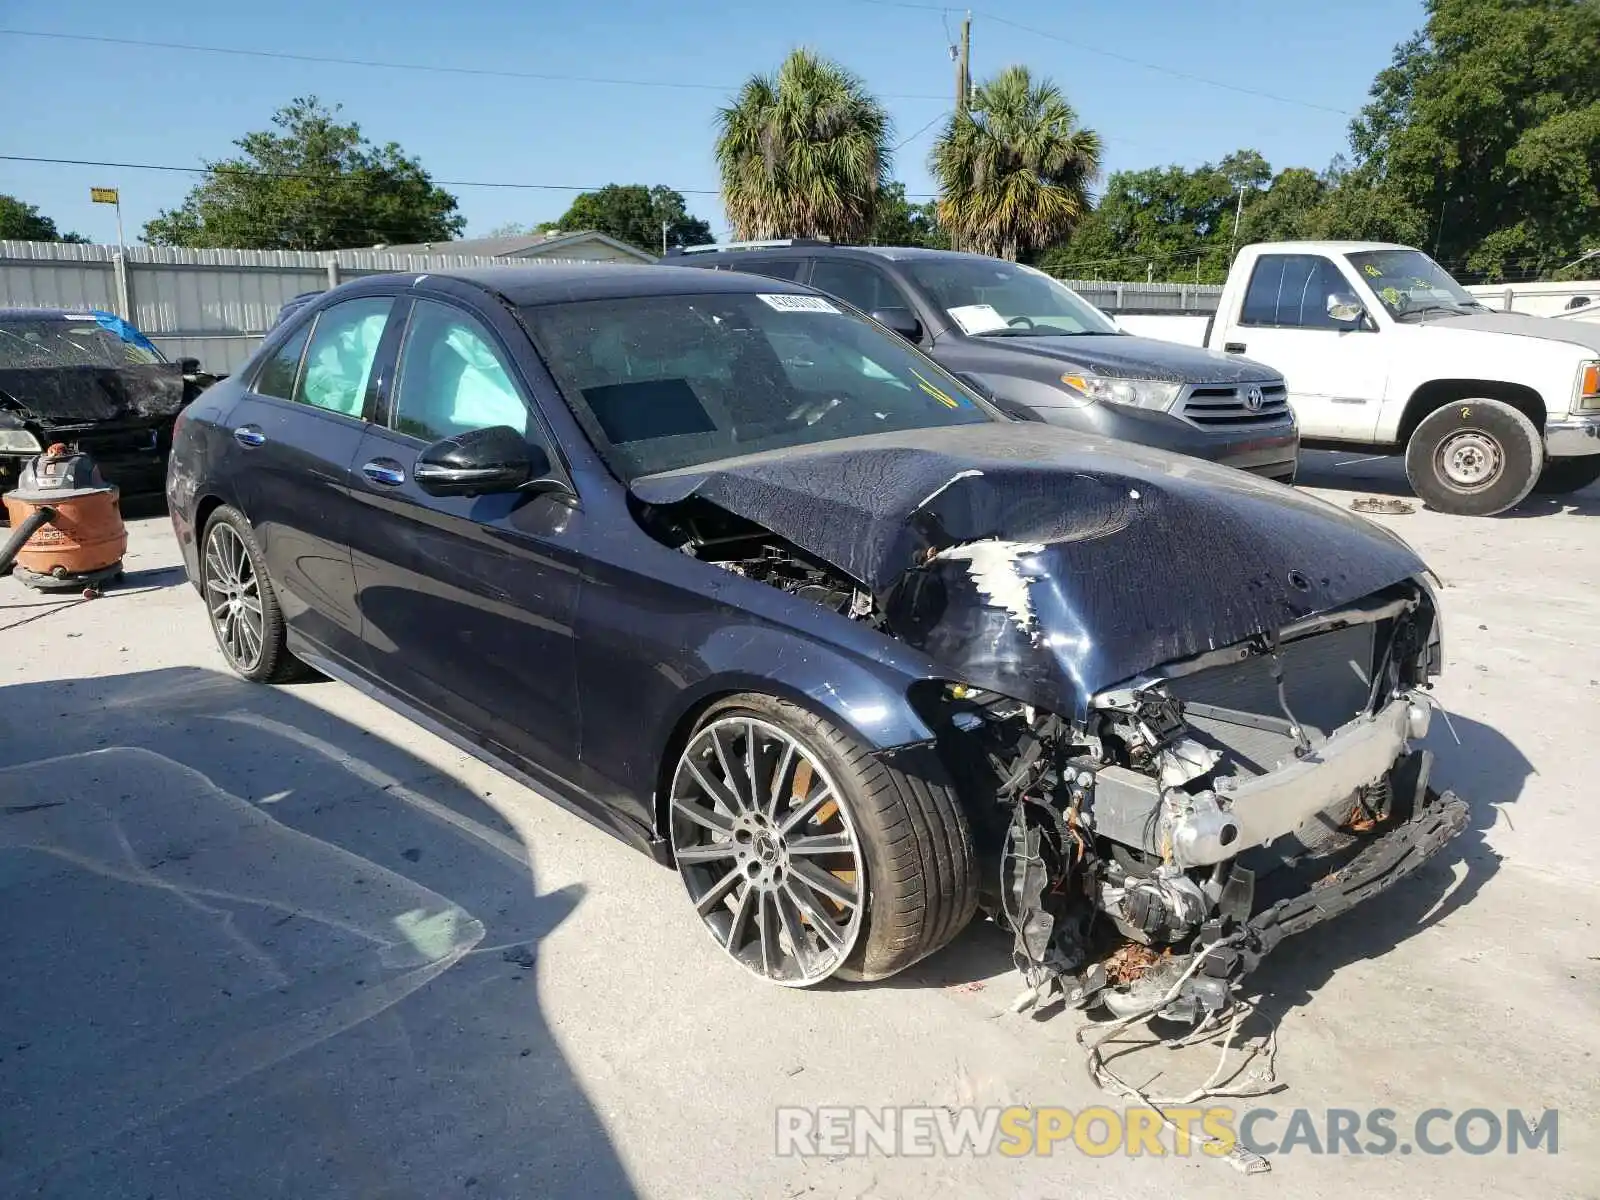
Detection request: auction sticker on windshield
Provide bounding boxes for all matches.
[947,303,1009,335]
[758,294,841,313]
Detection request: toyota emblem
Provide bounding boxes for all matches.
[1243,385,1264,412]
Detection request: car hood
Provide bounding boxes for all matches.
[970,332,1280,384]
[631,423,1425,718]
[0,364,188,425]
[1426,310,1600,354]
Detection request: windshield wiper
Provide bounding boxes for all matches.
[1396,303,1473,321]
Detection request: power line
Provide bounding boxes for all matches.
[892,110,950,151]
[0,153,943,200]
[849,0,1357,116]
[0,28,950,101]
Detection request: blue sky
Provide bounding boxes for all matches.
[1,0,1424,245]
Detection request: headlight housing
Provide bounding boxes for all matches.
[0,426,42,454]
[1576,361,1600,412]
[1060,373,1182,411]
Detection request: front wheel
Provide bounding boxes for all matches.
[1404,399,1543,516]
[668,695,977,987]
[1532,455,1600,495]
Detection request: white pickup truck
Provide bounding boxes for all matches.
[1185,242,1600,515]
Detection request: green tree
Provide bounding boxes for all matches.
[931,66,1101,260]
[1336,0,1600,280]
[715,49,890,241]
[866,182,947,248]
[550,184,712,253]
[143,97,464,250]
[0,194,87,242]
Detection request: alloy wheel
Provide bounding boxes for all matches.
[670,716,865,986]
[203,522,265,672]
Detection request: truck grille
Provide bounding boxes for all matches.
[1179,382,1291,429]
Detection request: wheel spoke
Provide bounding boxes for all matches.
[684,757,743,818]
[708,726,748,812]
[675,840,740,865]
[671,794,735,835]
[784,876,846,951]
[789,860,859,910]
[757,892,781,978]
[779,783,833,836]
[724,883,757,951]
[693,863,743,916]
[774,889,814,976]
[787,832,855,857]
[765,741,797,820]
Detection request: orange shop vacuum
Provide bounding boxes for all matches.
[0,443,128,594]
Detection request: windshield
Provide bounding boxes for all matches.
[0,316,165,369]
[522,291,994,478]
[903,258,1120,337]
[1346,249,1482,319]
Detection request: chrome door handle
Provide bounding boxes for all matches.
[362,459,406,487]
[233,424,266,448]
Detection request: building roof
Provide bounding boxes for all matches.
[377,229,656,262]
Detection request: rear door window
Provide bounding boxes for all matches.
[808,260,898,314]
[295,297,394,417]
[253,323,312,400]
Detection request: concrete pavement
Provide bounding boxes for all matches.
[1,458,1596,1198]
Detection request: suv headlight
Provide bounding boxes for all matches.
[1577,361,1600,412]
[0,426,42,454]
[1061,373,1182,411]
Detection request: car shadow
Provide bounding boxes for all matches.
[880,712,1527,1030]
[0,666,636,1200]
[1296,449,1600,516]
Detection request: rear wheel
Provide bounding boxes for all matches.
[668,694,977,986]
[1404,399,1542,516]
[1532,455,1600,495]
[201,506,309,683]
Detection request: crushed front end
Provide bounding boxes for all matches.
[921,579,1467,1019]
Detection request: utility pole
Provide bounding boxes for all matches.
[956,13,971,115]
[1228,184,1246,262]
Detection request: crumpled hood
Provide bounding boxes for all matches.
[1427,310,1600,354]
[0,364,188,425]
[982,333,1281,384]
[631,424,1426,718]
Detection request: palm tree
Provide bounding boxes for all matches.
[931,66,1102,260]
[715,49,891,242]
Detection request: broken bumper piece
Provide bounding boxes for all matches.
[1096,785,1469,1021]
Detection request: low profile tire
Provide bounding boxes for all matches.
[1532,455,1600,495]
[668,694,977,987]
[1404,399,1543,516]
[200,506,309,683]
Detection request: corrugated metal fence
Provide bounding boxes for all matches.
[1053,279,1224,315]
[0,241,605,373]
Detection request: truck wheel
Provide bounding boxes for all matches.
[1532,456,1600,495]
[1404,399,1543,516]
[668,694,977,986]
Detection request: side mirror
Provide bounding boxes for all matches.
[1326,292,1365,325]
[415,425,550,497]
[870,307,923,342]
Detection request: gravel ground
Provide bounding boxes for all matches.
[1,454,1596,1199]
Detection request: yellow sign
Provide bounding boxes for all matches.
[90,187,119,205]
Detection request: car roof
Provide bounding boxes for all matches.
[382,263,818,307]
[679,244,997,267]
[0,307,115,320]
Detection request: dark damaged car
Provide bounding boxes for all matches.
[0,308,217,497]
[167,265,1467,1017]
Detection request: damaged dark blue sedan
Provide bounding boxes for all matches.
[167,264,1467,1015]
